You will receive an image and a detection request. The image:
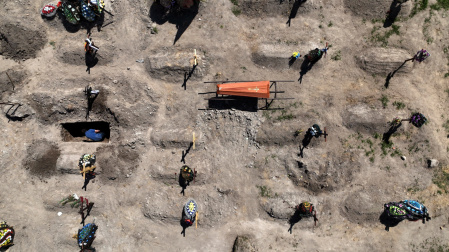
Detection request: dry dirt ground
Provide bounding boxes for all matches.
[1,0,449,251]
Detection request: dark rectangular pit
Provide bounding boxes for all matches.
[61,121,110,143]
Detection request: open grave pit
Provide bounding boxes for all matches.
[61,121,110,143]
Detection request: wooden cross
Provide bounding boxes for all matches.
[195,211,198,229]
[193,49,198,66]
[323,127,329,142]
[80,165,96,180]
[192,132,196,150]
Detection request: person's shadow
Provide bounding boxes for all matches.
[288,56,298,68]
[149,1,199,45]
[174,9,198,45]
[286,0,306,27]
[384,0,402,28]
[299,131,313,158]
[384,58,413,88]
[181,142,193,164]
[178,173,189,196]
[182,64,197,90]
[298,57,317,83]
[288,209,302,233]
[85,52,98,74]
[180,210,192,237]
[86,92,99,119]
[379,211,402,231]
[382,122,401,143]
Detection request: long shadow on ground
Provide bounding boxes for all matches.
[288,210,303,233]
[286,0,306,26]
[149,2,199,44]
[298,57,318,83]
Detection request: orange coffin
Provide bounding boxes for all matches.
[216,81,270,99]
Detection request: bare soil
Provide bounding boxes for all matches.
[0,0,449,251]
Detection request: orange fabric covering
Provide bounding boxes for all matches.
[216,81,270,99]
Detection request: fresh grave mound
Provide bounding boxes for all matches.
[143,188,239,227]
[283,153,361,193]
[251,42,303,71]
[260,197,296,220]
[61,121,110,142]
[60,47,114,66]
[340,191,385,224]
[344,0,412,19]
[95,145,140,182]
[29,88,110,125]
[0,23,47,60]
[357,47,413,75]
[23,139,61,178]
[145,47,207,82]
[341,103,386,135]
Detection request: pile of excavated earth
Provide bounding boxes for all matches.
[0,0,448,251]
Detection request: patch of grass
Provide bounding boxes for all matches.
[431,166,449,192]
[152,27,158,34]
[232,6,241,16]
[379,95,389,108]
[263,111,272,120]
[331,50,341,61]
[257,185,273,198]
[422,10,435,44]
[369,156,375,163]
[328,21,333,27]
[411,237,449,252]
[420,0,429,10]
[430,0,449,10]
[410,0,429,17]
[277,113,295,121]
[392,101,406,110]
[49,41,56,49]
[391,24,400,35]
[373,133,381,139]
[407,178,421,194]
[366,138,373,147]
[444,72,449,78]
[371,18,383,24]
[230,0,238,5]
[370,25,400,47]
[381,141,393,156]
[390,148,403,157]
[443,120,449,133]
[319,24,323,29]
